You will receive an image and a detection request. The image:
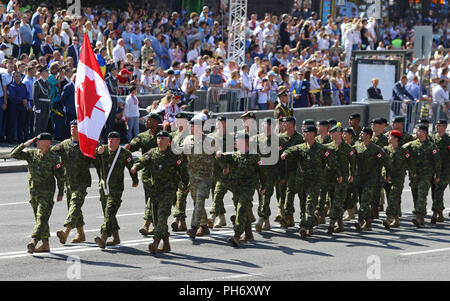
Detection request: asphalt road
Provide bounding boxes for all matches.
[0,170,449,281]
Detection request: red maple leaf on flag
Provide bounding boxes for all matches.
[76,76,102,121]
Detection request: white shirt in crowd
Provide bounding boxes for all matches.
[193,62,207,79]
[124,94,140,118]
[199,72,210,88]
[113,44,126,63]
[432,84,449,105]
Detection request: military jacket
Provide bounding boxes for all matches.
[383,145,416,184]
[431,133,449,177]
[354,141,392,185]
[219,152,266,190]
[324,141,356,180]
[403,139,441,179]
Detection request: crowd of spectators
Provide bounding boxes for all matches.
[0,0,448,145]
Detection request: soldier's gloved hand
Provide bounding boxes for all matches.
[56,195,63,202]
[281,153,287,160]
[434,178,440,184]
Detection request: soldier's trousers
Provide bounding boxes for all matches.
[431,175,449,212]
[258,178,276,219]
[299,186,319,229]
[211,178,231,215]
[151,193,175,240]
[284,177,305,217]
[318,179,332,211]
[100,190,122,236]
[410,177,418,212]
[412,175,433,215]
[385,181,404,216]
[143,181,153,221]
[190,178,211,228]
[357,184,375,220]
[329,181,347,220]
[173,183,188,219]
[30,195,54,239]
[373,172,384,208]
[64,186,88,228]
[276,182,287,211]
[233,189,253,235]
[344,182,358,210]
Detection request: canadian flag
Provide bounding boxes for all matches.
[75,33,112,158]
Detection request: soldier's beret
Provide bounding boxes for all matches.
[302,119,315,126]
[436,119,448,125]
[380,118,388,124]
[370,118,384,124]
[70,120,77,126]
[263,117,273,124]
[303,125,317,133]
[392,116,405,123]
[235,132,250,140]
[343,127,355,136]
[418,118,430,125]
[156,131,170,138]
[36,132,52,141]
[362,127,373,136]
[216,115,227,122]
[329,122,343,133]
[317,120,330,126]
[327,119,338,126]
[241,111,256,119]
[281,116,296,123]
[390,130,402,138]
[147,113,163,123]
[416,125,428,132]
[107,131,121,139]
[349,113,361,119]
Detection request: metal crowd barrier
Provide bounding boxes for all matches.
[206,87,250,113]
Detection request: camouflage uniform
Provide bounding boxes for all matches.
[403,139,441,216]
[430,132,449,213]
[218,152,265,236]
[354,142,391,222]
[283,141,341,230]
[351,127,362,145]
[11,144,65,239]
[385,130,414,147]
[371,133,389,217]
[278,131,304,218]
[383,145,415,217]
[315,135,333,216]
[52,139,92,228]
[182,133,216,229]
[133,147,188,240]
[128,130,158,221]
[93,146,139,235]
[170,129,190,219]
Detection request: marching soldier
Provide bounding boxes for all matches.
[273,86,293,119]
[207,116,234,229]
[349,113,362,145]
[53,120,92,244]
[216,132,266,247]
[403,125,441,226]
[281,125,342,239]
[382,130,416,229]
[386,116,414,146]
[325,123,356,234]
[277,116,304,227]
[170,112,191,232]
[342,127,359,221]
[125,113,162,236]
[182,119,216,239]
[93,132,139,248]
[316,119,333,223]
[131,131,189,254]
[353,127,391,232]
[11,133,65,253]
[430,120,449,223]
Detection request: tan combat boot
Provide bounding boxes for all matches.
[94,232,109,249]
[27,238,39,254]
[196,225,210,237]
[178,218,187,232]
[34,238,50,253]
[254,217,265,233]
[56,226,72,244]
[106,231,121,246]
[371,205,379,220]
[158,237,171,253]
[274,208,283,222]
[306,227,314,237]
[343,209,355,221]
[354,217,364,232]
[186,227,198,239]
[437,211,445,223]
[324,204,331,217]
[171,218,180,232]
[362,218,372,231]
[71,226,86,243]
[139,220,151,235]
[287,215,295,227]
[228,232,241,248]
[262,218,271,231]
[242,224,254,242]
[299,226,307,239]
[412,213,423,227]
[383,215,394,230]
[148,238,161,254]
[430,211,438,224]
[390,216,400,228]
[334,218,345,233]
[214,214,227,228]
[327,219,336,235]
[207,214,217,228]
[248,210,256,223]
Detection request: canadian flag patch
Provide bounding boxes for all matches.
[405,153,410,159]
[376,153,383,159]
[126,157,132,163]
[176,159,183,166]
[432,149,438,155]
[257,160,263,166]
[324,151,330,158]
[56,163,62,169]
[279,146,283,151]
[349,150,355,156]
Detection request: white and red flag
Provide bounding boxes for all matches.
[75,33,112,158]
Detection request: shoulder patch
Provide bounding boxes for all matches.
[376,153,383,159]
[324,151,330,158]
[404,153,410,159]
[56,163,62,169]
[257,160,263,166]
[349,150,355,156]
[432,149,438,155]
[126,157,132,163]
[176,159,183,166]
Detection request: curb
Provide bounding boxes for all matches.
[0,164,28,173]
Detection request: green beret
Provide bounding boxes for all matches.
[418,118,430,125]
[302,119,315,126]
[416,125,428,132]
[317,120,330,126]
[436,119,448,125]
[156,131,170,138]
[36,132,52,141]
[147,113,163,123]
[349,113,360,119]
[392,116,405,123]
[343,127,355,136]
[329,125,343,133]
[370,118,384,125]
[362,127,373,136]
[281,116,296,123]
[327,119,338,126]
[107,131,121,139]
[303,125,317,133]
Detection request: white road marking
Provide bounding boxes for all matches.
[199,273,263,281]
[399,247,450,256]
[0,195,100,207]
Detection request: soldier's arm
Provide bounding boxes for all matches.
[379,148,392,179]
[10,143,31,161]
[128,135,142,152]
[256,156,266,190]
[132,152,150,173]
[431,146,441,180]
[124,152,139,186]
[324,148,342,179]
[348,147,357,178]
[50,142,63,156]
[404,149,416,176]
[54,160,65,197]
[176,155,189,190]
